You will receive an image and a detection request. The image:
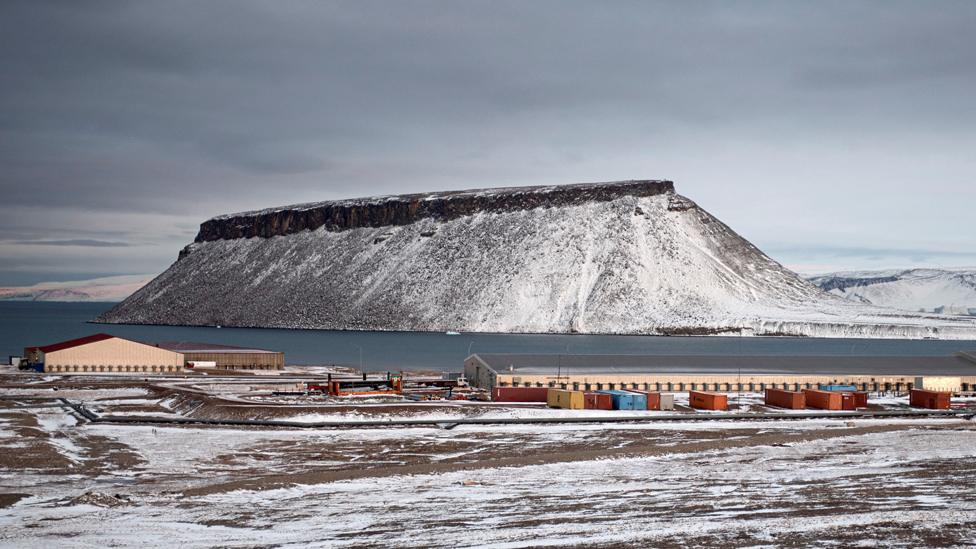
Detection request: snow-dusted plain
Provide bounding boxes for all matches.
[98,183,976,339]
[2,403,976,548]
[810,268,976,316]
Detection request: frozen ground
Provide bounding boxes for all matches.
[3,375,976,547]
[1,404,976,546]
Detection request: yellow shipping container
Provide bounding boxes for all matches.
[547,389,585,409]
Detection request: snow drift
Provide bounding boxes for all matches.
[97,180,976,339]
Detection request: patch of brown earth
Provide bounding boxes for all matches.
[183,423,969,497]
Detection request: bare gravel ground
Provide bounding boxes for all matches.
[1,375,976,547]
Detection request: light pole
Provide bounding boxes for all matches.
[351,343,364,372]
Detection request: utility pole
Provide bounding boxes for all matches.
[557,353,562,387]
[351,343,364,372]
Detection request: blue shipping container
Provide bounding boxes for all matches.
[819,384,858,392]
[597,390,641,410]
[622,391,648,410]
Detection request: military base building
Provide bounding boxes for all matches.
[464,352,976,394]
[23,333,284,374]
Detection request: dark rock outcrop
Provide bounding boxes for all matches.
[195,179,674,242]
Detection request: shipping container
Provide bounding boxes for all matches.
[597,390,641,410]
[689,391,728,411]
[621,391,648,410]
[803,389,842,410]
[584,392,614,410]
[491,386,549,402]
[659,393,675,411]
[910,389,951,410]
[764,388,805,409]
[819,384,858,392]
[840,391,869,410]
[547,389,585,409]
[628,390,661,410]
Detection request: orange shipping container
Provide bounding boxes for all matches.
[803,389,842,410]
[491,387,549,402]
[841,391,869,410]
[628,390,661,410]
[689,390,728,411]
[910,389,951,410]
[584,392,613,410]
[764,388,805,409]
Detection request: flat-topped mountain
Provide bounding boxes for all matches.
[98,180,976,339]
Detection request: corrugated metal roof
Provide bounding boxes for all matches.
[26,333,116,354]
[153,341,279,354]
[470,353,976,376]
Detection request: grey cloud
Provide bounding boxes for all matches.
[9,239,132,248]
[765,246,976,261]
[1,1,975,284]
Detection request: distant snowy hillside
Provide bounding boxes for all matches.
[98,180,976,339]
[808,268,976,316]
[0,275,152,302]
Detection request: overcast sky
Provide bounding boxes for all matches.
[2,1,975,286]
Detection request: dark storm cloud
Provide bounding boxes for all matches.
[1,1,975,283]
[9,239,131,248]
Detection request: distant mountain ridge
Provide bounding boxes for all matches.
[97,180,976,339]
[808,268,976,316]
[0,275,152,302]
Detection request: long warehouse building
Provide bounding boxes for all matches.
[23,334,284,374]
[464,352,976,393]
[154,341,284,370]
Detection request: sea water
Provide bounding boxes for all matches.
[0,302,971,371]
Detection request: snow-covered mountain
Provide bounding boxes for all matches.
[97,180,976,339]
[0,275,152,302]
[808,268,976,316]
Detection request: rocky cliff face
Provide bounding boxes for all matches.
[99,180,976,339]
[195,180,674,242]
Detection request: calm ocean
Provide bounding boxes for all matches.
[1,302,972,371]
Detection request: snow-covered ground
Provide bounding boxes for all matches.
[2,408,975,547]
[809,268,976,316]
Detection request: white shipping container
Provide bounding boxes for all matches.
[659,393,675,411]
[187,361,217,369]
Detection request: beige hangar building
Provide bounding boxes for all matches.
[23,333,285,374]
[24,333,185,374]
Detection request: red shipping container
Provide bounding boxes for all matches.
[764,388,805,409]
[584,392,613,410]
[627,390,661,410]
[840,391,869,410]
[491,386,549,402]
[803,389,842,410]
[689,390,728,411]
[910,389,951,410]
